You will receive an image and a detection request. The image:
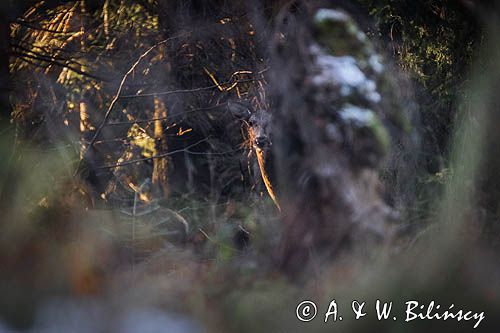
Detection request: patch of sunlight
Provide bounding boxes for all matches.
[127,124,156,158]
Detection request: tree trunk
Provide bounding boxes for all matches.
[152,96,170,198]
[79,1,93,159]
[271,7,400,277]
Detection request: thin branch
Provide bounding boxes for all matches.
[198,228,238,252]
[78,33,189,171]
[12,51,105,81]
[183,148,242,155]
[15,19,78,34]
[119,77,261,98]
[106,103,228,126]
[13,43,87,68]
[96,138,209,169]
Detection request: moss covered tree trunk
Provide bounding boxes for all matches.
[271,7,405,276]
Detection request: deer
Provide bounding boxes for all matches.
[228,100,280,210]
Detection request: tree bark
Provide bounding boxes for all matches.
[152,96,170,198]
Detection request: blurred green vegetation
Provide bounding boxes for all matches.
[1,1,500,332]
[362,0,481,157]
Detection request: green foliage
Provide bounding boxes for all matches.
[363,0,477,91]
[361,0,481,156]
[10,0,160,136]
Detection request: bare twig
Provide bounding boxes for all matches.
[12,50,104,81]
[119,77,262,98]
[106,103,228,126]
[96,138,209,169]
[198,228,237,252]
[76,33,189,174]
[15,19,78,34]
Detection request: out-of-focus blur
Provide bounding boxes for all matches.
[1,1,500,332]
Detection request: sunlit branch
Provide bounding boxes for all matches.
[12,50,104,81]
[78,32,192,171]
[14,19,78,34]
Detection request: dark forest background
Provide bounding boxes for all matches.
[1,1,500,332]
